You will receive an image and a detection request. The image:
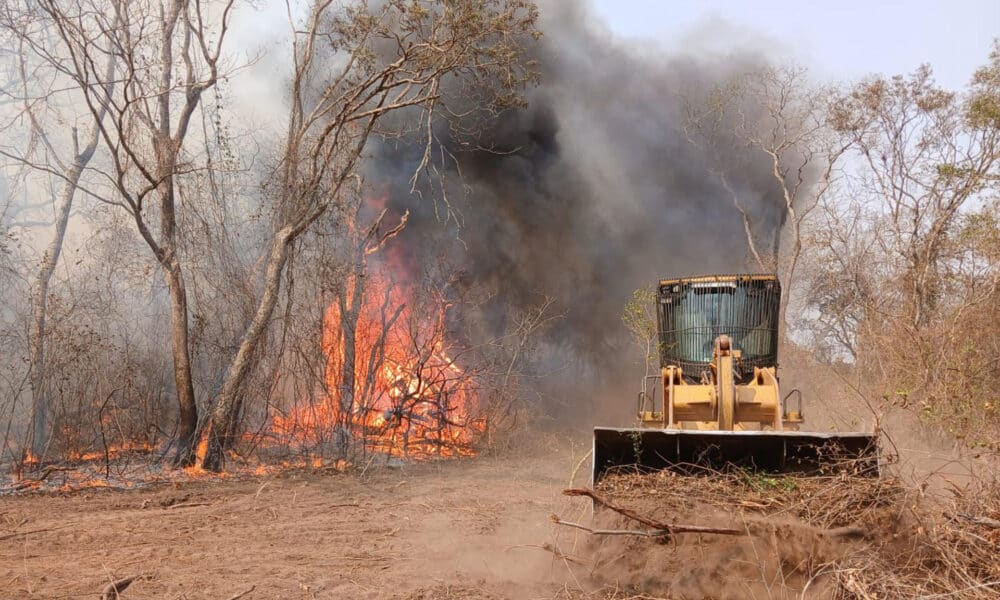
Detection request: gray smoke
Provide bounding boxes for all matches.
[368,3,788,418]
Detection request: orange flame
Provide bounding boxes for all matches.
[65,441,155,462]
[273,271,482,459]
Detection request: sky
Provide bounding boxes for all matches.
[225,1,999,127]
[588,0,999,89]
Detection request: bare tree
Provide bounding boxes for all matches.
[686,65,851,327]
[25,0,238,464]
[804,192,883,362]
[25,59,114,459]
[196,0,540,470]
[474,293,558,446]
[329,182,408,457]
[14,42,115,460]
[0,4,121,458]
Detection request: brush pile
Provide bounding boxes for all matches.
[560,463,1000,599]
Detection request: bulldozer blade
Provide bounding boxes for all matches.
[592,427,879,484]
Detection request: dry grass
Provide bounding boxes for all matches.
[597,463,902,530]
[830,475,1000,599]
[586,464,1000,599]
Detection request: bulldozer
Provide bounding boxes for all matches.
[593,273,878,483]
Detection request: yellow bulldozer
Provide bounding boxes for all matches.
[593,273,878,483]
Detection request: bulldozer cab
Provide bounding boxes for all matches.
[657,275,779,381]
[592,273,878,483]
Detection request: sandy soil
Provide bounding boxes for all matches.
[0,436,599,600]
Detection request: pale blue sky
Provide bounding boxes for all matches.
[589,0,999,89]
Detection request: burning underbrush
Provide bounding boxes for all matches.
[267,273,484,460]
[2,447,352,495]
[556,464,1000,599]
[4,261,495,494]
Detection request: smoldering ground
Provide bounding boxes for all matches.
[368,2,790,422]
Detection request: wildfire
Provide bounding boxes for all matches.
[3,214,481,495]
[65,441,155,462]
[272,270,482,459]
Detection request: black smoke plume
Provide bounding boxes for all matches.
[368,3,787,421]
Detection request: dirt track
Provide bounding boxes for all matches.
[0,437,595,599]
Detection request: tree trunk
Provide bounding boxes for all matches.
[129,180,199,467]
[199,229,293,471]
[339,309,358,453]
[338,264,364,455]
[164,260,198,466]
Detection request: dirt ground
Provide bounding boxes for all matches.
[1,425,988,600]
[0,435,604,600]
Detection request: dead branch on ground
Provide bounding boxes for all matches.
[226,586,256,600]
[954,512,1000,530]
[8,465,77,490]
[100,575,138,600]
[564,488,667,530]
[550,512,744,538]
